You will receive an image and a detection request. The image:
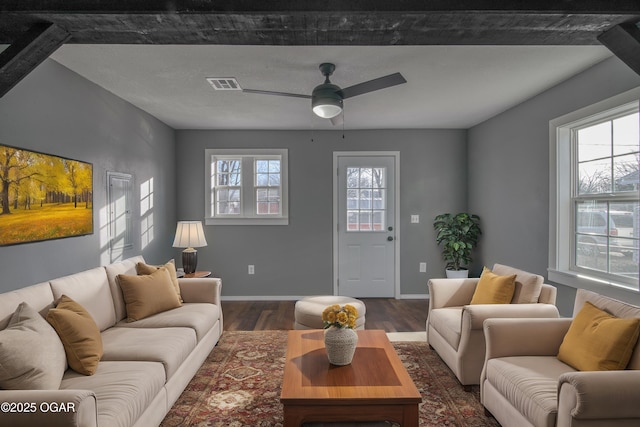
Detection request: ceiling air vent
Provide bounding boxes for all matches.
[206,77,242,91]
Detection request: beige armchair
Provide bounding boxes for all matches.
[426,264,559,386]
[481,289,640,427]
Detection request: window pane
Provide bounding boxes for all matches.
[256,160,268,173]
[268,174,280,186]
[372,168,385,188]
[359,168,373,188]
[577,122,611,162]
[578,158,611,194]
[614,154,639,192]
[347,168,359,188]
[613,112,639,156]
[359,211,372,230]
[347,211,359,230]
[256,173,268,186]
[345,166,387,232]
[256,188,280,215]
[372,210,385,231]
[269,160,280,173]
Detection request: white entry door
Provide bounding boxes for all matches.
[334,153,397,297]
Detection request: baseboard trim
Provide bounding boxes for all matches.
[221,294,430,301]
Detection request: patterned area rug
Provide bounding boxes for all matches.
[161,331,499,427]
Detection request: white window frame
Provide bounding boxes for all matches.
[549,87,640,293]
[205,148,288,225]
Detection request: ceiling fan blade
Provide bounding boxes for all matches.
[330,113,344,126]
[242,88,311,99]
[339,72,407,99]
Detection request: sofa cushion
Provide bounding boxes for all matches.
[101,326,197,379]
[136,260,182,302]
[427,307,462,350]
[485,356,576,427]
[558,301,640,371]
[46,295,103,376]
[0,282,55,330]
[115,303,220,342]
[492,263,544,304]
[0,302,67,389]
[50,267,117,331]
[470,267,516,305]
[104,256,145,323]
[117,268,182,322]
[574,289,640,370]
[60,360,165,427]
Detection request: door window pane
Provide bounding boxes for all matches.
[346,167,386,232]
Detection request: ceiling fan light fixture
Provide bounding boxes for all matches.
[312,84,343,119]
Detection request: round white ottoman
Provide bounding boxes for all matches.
[294,296,366,330]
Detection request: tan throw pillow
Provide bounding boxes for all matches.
[492,263,544,304]
[118,267,182,322]
[136,260,182,302]
[0,302,67,389]
[558,301,640,371]
[46,295,103,376]
[470,267,516,305]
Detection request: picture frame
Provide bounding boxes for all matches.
[0,144,93,246]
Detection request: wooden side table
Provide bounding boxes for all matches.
[181,271,212,278]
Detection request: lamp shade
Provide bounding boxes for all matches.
[172,221,207,249]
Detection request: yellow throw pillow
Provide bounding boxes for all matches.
[470,267,516,305]
[117,267,182,322]
[558,301,640,371]
[136,260,182,302]
[46,295,103,376]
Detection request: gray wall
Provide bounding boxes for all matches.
[468,56,640,316]
[175,129,467,298]
[0,59,177,292]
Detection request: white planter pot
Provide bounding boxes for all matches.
[324,327,358,366]
[446,269,469,278]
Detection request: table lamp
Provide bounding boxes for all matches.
[172,221,208,274]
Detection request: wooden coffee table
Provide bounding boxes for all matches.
[281,329,422,426]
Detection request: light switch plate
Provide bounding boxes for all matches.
[411,215,420,223]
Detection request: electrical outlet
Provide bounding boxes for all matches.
[411,215,420,223]
[248,265,255,275]
[419,262,427,273]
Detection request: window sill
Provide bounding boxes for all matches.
[548,268,639,296]
[205,217,289,226]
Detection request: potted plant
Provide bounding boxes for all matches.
[433,212,482,278]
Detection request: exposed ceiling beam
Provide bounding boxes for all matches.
[598,22,640,76]
[0,1,639,46]
[0,23,70,98]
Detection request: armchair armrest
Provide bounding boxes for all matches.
[178,277,222,305]
[427,278,479,310]
[463,303,559,330]
[0,389,97,427]
[557,370,640,425]
[483,317,572,359]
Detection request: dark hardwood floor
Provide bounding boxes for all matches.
[222,298,428,332]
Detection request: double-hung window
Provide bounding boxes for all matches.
[205,149,288,225]
[550,88,639,291]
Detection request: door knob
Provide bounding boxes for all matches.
[388,226,393,231]
[387,236,394,241]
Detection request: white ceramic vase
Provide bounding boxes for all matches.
[324,327,358,366]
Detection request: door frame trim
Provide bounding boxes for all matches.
[332,151,401,298]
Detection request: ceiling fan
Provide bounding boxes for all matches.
[241,63,407,125]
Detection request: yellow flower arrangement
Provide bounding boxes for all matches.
[322,304,358,329]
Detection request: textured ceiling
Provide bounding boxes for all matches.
[51,44,612,130]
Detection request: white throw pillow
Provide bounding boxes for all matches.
[0,302,67,389]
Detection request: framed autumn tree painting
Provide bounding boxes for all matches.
[0,144,93,246]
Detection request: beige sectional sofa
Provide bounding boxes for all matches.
[0,255,223,427]
[481,289,640,427]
